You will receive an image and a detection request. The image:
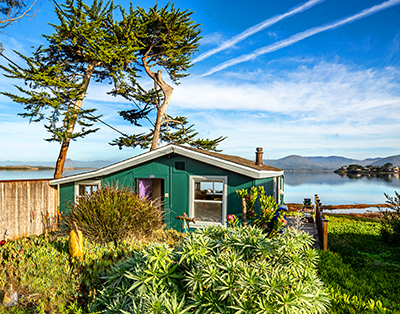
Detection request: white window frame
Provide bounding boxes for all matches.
[74,180,101,202]
[189,175,227,228]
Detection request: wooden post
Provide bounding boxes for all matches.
[241,198,247,226]
[314,194,318,218]
[323,218,328,252]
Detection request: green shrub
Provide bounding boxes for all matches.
[92,226,330,314]
[379,192,400,245]
[62,185,164,245]
[0,235,81,313]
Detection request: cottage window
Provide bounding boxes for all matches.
[75,180,100,202]
[189,176,227,227]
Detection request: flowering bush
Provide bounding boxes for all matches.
[256,186,278,226]
[236,186,285,236]
[269,212,288,238]
[227,214,239,228]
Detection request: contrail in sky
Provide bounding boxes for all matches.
[192,0,325,63]
[201,0,400,77]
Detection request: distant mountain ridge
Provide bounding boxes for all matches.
[2,154,400,172]
[264,154,400,170]
[0,158,116,169]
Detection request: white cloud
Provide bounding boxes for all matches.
[2,59,399,162]
[174,62,400,123]
[199,33,224,46]
[169,61,400,159]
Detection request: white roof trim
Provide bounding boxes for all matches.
[49,145,283,186]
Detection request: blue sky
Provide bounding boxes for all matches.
[1,0,400,164]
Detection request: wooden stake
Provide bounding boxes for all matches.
[241,198,247,226]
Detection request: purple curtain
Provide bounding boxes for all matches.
[139,179,153,200]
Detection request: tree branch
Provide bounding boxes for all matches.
[0,0,38,28]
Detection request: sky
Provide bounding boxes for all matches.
[1,0,400,164]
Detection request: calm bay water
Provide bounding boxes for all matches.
[0,169,91,180]
[2,169,399,205]
[284,171,400,205]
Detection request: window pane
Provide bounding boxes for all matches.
[79,184,98,196]
[213,182,223,193]
[195,180,223,201]
[194,202,222,222]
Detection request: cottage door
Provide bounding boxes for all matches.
[137,178,165,220]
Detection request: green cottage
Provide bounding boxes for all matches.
[49,145,284,231]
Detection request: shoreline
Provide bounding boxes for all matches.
[286,203,389,210]
[286,203,391,219]
[0,166,94,171]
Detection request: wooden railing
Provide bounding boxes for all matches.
[314,195,328,251]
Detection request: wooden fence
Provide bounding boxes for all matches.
[314,194,328,251]
[0,179,58,241]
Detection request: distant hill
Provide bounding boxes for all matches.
[63,158,117,169]
[370,155,400,167]
[3,153,400,172]
[264,155,324,170]
[360,157,382,166]
[305,156,358,169]
[264,154,400,170]
[0,158,116,169]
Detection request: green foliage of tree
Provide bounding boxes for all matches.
[109,3,226,152]
[1,0,225,179]
[0,0,138,178]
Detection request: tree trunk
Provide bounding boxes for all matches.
[53,139,70,179]
[141,59,174,151]
[149,71,173,151]
[53,61,97,178]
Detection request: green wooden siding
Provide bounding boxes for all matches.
[59,153,282,231]
[59,182,74,216]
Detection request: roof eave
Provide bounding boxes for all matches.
[49,145,283,185]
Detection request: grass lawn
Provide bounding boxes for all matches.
[318,214,400,313]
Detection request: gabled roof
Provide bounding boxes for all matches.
[49,144,283,186]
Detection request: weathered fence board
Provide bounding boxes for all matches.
[0,179,58,240]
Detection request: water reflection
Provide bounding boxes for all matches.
[0,169,92,180]
[284,171,400,205]
[336,172,400,185]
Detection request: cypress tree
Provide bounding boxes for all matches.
[1,0,138,178]
[110,3,226,152]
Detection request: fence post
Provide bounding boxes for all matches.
[314,194,318,218]
[322,218,328,252]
